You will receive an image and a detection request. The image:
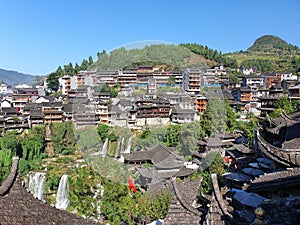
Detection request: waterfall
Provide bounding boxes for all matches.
[114,138,121,158]
[28,172,46,200]
[101,138,109,156]
[55,174,70,210]
[124,136,133,154]
[120,137,125,153]
[118,154,125,163]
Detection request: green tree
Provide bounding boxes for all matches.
[100,84,120,98]
[274,95,293,114]
[0,149,13,184]
[69,166,101,217]
[80,59,89,71]
[74,63,81,74]
[46,72,60,92]
[88,56,94,66]
[164,124,181,147]
[225,100,237,131]
[64,62,75,75]
[97,124,118,142]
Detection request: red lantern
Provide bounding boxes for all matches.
[128,176,137,193]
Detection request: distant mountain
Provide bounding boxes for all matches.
[247,35,300,54]
[0,68,37,85]
[226,35,300,73]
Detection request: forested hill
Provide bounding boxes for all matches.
[0,68,37,85]
[247,35,300,54]
[89,43,240,71]
[226,35,300,73]
[89,44,208,71]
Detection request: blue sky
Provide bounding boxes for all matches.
[0,0,299,75]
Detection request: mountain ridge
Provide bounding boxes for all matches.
[0,68,37,85]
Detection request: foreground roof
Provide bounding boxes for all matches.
[0,158,101,225]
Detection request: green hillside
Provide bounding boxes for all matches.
[247,35,300,54]
[89,44,208,71]
[0,68,37,85]
[226,35,300,73]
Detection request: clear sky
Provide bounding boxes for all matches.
[0,0,299,75]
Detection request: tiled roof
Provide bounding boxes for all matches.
[42,102,63,108]
[163,179,202,225]
[257,131,300,167]
[232,144,256,154]
[175,167,195,177]
[206,174,234,225]
[243,168,300,192]
[124,144,184,164]
[0,176,101,225]
[63,104,73,113]
[29,110,43,117]
[260,196,300,225]
[0,158,101,225]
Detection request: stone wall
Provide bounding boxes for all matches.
[0,157,19,196]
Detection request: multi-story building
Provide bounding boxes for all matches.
[59,75,76,95]
[204,66,226,76]
[182,68,201,94]
[240,86,251,102]
[94,70,118,87]
[92,92,110,124]
[264,73,282,88]
[42,102,63,124]
[171,71,183,87]
[117,68,137,86]
[195,95,207,114]
[134,97,170,118]
[242,76,264,87]
[269,86,283,98]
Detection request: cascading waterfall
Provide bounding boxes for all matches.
[120,137,125,152]
[114,138,121,158]
[124,136,133,154]
[28,172,46,200]
[55,174,70,210]
[101,138,109,156]
[119,136,132,162]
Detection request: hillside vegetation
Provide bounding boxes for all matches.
[247,35,300,54]
[89,44,208,71]
[226,35,300,73]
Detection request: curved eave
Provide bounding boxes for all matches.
[257,133,300,167]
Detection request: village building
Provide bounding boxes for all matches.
[42,102,63,124]
[182,68,202,94]
[263,73,282,88]
[91,92,110,124]
[0,83,9,93]
[123,144,196,187]
[195,94,207,114]
[289,83,300,98]
[242,75,264,88]
[130,96,171,127]
[117,68,137,86]
[239,66,257,75]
